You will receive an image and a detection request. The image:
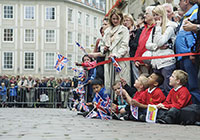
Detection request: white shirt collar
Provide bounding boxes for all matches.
[174,85,182,92]
[148,87,157,94]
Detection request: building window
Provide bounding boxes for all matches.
[45,30,55,43]
[25,29,34,43]
[94,17,97,29]
[92,0,97,7]
[67,54,72,68]
[3,52,13,69]
[68,31,72,44]
[24,6,35,20]
[45,7,55,20]
[68,8,73,22]
[86,14,89,26]
[100,0,105,11]
[77,33,81,44]
[4,5,13,19]
[78,11,82,24]
[45,53,55,70]
[24,52,34,70]
[4,29,14,42]
[86,35,89,47]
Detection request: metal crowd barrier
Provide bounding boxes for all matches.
[0,87,73,108]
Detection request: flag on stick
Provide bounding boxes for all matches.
[55,54,69,72]
[75,41,88,54]
[111,57,121,72]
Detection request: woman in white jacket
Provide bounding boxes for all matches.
[145,5,177,96]
[100,8,130,93]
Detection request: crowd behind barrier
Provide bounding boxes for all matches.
[0,75,78,108]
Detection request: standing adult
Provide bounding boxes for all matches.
[175,0,199,95]
[123,13,142,86]
[100,8,130,92]
[145,5,177,96]
[134,6,156,75]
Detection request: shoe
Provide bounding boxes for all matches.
[123,114,130,120]
[139,114,146,122]
[119,117,125,121]
[195,121,200,126]
[77,112,84,116]
[156,119,167,124]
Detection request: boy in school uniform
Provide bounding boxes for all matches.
[156,70,192,124]
[122,72,166,121]
[119,75,149,120]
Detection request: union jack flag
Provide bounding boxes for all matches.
[111,57,121,72]
[55,54,69,72]
[75,41,87,54]
[68,67,79,72]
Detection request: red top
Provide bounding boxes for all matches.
[134,24,155,63]
[139,88,166,105]
[133,91,145,103]
[163,86,192,109]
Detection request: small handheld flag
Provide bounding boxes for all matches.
[68,67,79,72]
[55,54,69,72]
[75,41,87,54]
[111,57,121,72]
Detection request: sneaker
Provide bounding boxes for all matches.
[139,114,146,122]
[119,116,125,121]
[156,119,167,124]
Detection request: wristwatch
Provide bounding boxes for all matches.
[197,24,200,32]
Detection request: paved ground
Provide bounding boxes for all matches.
[0,108,200,140]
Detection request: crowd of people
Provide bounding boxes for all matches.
[0,74,75,108]
[74,0,200,125]
[1,0,200,125]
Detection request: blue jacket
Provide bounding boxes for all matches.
[93,87,109,103]
[175,4,198,60]
[0,86,7,95]
[9,86,18,96]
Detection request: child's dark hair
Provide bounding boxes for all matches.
[154,72,164,87]
[91,78,103,86]
[82,54,93,62]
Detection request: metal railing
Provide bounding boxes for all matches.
[0,87,73,108]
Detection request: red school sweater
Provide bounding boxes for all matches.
[132,90,145,103]
[140,88,166,105]
[163,86,192,109]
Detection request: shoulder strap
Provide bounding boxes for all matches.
[152,27,156,42]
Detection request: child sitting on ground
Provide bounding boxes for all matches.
[80,79,111,119]
[156,70,192,124]
[120,75,149,120]
[111,80,128,118]
[122,72,166,121]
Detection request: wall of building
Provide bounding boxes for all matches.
[0,0,105,78]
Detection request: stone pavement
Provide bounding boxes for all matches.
[0,108,200,140]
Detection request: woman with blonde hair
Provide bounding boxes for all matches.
[99,8,131,93]
[145,5,177,96]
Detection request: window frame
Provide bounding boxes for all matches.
[3,28,14,43]
[24,51,35,70]
[2,51,14,70]
[45,52,56,70]
[24,5,35,20]
[45,29,56,43]
[3,5,14,19]
[45,6,56,21]
[24,29,35,43]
